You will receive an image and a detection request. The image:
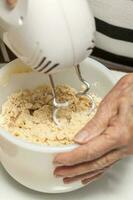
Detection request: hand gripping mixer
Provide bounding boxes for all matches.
[0,0,96,126]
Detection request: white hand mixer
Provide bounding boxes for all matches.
[0,0,96,126]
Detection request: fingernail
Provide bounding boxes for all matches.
[75,131,88,143]
[54,171,63,178]
[63,178,72,184]
[64,181,71,184]
[53,162,63,167]
[82,179,93,185]
[63,180,70,184]
[53,160,62,166]
[54,174,62,178]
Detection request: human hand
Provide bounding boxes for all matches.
[6,0,17,8]
[54,73,133,185]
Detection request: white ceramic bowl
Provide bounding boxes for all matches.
[0,58,116,193]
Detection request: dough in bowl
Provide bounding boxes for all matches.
[0,85,101,146]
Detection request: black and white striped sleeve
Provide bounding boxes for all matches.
[89,0,133,72]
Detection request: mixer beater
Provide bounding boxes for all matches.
[48,64,95,127]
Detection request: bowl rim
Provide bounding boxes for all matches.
[0,58,116,153]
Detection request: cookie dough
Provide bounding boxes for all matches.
[0,85,101,146]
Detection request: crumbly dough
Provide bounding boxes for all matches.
[0,85,101,146]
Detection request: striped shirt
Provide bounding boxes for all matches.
[89,0,133,72]
[0,0,133,72]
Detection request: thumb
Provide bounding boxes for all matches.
[75,103,112,144]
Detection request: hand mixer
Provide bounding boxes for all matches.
[0,0,96,126]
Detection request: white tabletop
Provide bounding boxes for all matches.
[1,71,133,200]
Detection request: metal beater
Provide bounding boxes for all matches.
[48,64,95,126]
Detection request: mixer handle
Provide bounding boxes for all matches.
[0,0,27,32]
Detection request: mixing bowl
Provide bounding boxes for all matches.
[0,58,116,193]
